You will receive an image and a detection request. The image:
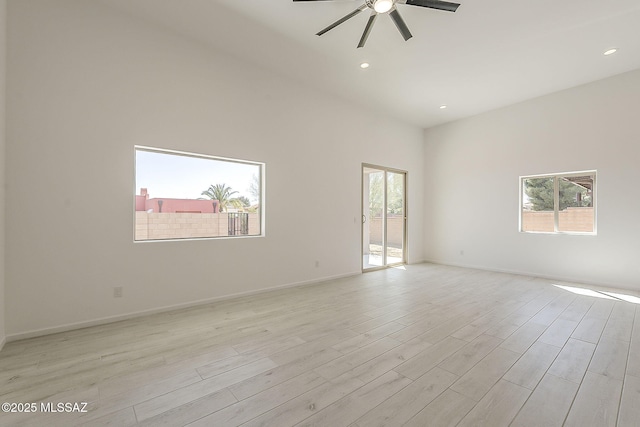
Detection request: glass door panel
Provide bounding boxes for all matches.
[386,171,405,265]
[363,167,385,269]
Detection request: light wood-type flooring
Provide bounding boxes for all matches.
[1,263,639,426]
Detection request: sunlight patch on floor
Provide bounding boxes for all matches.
[554,284,640,304]
[600,291,640,304]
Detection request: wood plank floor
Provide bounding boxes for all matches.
[1,263,639,426]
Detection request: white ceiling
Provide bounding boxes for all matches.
[102,0,640,128]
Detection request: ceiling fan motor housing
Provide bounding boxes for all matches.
[366,0,394,13]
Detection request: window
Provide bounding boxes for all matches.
[520,171,596,234]
[134,146,264,241]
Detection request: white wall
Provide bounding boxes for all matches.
[0,0,6,349]
[5,0,424,338]
[424,69,640,291]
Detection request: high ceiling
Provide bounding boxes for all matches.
[102,0,640,128]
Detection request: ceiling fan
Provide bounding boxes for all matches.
[293,0,460,48]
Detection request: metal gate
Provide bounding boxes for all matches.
[228,213,249,235]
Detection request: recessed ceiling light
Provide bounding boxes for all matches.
[604,48,618,56]
[360,62,370,69]
[440,105,447,109]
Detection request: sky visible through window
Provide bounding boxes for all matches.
[135,149,259,203]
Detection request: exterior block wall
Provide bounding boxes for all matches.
[135,212,260,240]
[521,207,594,232]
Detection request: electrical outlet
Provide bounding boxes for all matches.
[113,286,123,298]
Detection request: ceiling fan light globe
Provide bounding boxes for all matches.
[374,0,393,14]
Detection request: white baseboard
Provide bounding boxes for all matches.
[421,258,639,294]
[10,260,633,344]
[6,270,362,343]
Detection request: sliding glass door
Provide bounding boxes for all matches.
[362,165,406,270]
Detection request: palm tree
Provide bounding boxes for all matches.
[201,183,238,212]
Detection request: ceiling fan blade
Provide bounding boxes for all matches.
[389,8,412,41]
[357,12,378,48]
[404,0,460,12]
[316,5,368,36]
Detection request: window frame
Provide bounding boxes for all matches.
[519,170,597,235]
[134,145,265,242]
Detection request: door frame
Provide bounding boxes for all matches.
[362,163,408,272]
